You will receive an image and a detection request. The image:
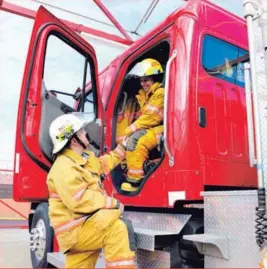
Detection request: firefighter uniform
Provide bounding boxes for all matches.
[121,81,164,192]
[47,144,135,268]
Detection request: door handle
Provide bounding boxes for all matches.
[164,50,177,167]
[198,107,206,128]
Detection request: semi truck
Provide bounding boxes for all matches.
[12,0,267,267]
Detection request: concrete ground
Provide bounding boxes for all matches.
[0,228,32,268]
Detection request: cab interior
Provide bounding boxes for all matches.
[111,41,170,196]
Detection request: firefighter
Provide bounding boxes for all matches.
[121,58,164,192]
[47,113,135,268]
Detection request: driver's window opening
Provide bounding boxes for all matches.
[112,41,170,195]
[40,34,98,162]
[43,35,95,113]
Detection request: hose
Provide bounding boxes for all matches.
[256,188,267,247]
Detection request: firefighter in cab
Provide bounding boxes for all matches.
[121,58,165,192]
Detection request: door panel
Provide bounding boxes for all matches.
[197,33,254,187]
[39,82,75,162]
[14,6,102,201]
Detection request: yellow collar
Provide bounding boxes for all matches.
[62,148,87,166]
[139,82,162,98]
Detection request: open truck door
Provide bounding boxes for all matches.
[13,6,104,201]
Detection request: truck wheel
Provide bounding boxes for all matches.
[30,203,54,268]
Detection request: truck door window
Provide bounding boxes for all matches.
[202,35,249,87]
[43,35,95,113]
[84,91,94,113]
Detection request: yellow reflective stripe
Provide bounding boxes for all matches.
[72,184,88,201]
[104,196,116,209]
[130,124,137,132]
[54,216,87,234]
[100,156,109,175]
[49,192,60,199]
[146,104,160,113]
[128,169,144,176]
[106,259,135,267]
[144,104,163,120]
[106,196,112,208]
[114,145,125,160]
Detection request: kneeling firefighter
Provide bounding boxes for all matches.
[47,113,136,268]
[121,58,164,192]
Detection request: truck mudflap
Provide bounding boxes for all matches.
[48,212,191,268]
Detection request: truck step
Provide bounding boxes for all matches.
[47,212,191,268]
[124,211,191,251]
[48,249,177,268]
[183,233,228,259]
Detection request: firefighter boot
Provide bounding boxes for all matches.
[121,182,139,192]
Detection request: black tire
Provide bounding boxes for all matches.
[30,203,54,268]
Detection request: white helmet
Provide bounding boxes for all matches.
[49,113,93,154]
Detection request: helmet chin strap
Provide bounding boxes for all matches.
[73,133,87,150]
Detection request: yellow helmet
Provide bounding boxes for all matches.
[128,58,164,78]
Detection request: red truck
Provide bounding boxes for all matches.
[13,0,262,267]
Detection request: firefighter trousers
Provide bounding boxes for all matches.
[126,125,163,182]
[65,217,135,268]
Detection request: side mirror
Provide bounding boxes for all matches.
[48,90,57,98]
[74,87,82,100]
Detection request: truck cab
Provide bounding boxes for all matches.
[13,0,257,267]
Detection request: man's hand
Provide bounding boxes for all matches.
[124,126,132,136]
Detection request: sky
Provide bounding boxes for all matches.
[0,0,244,169]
